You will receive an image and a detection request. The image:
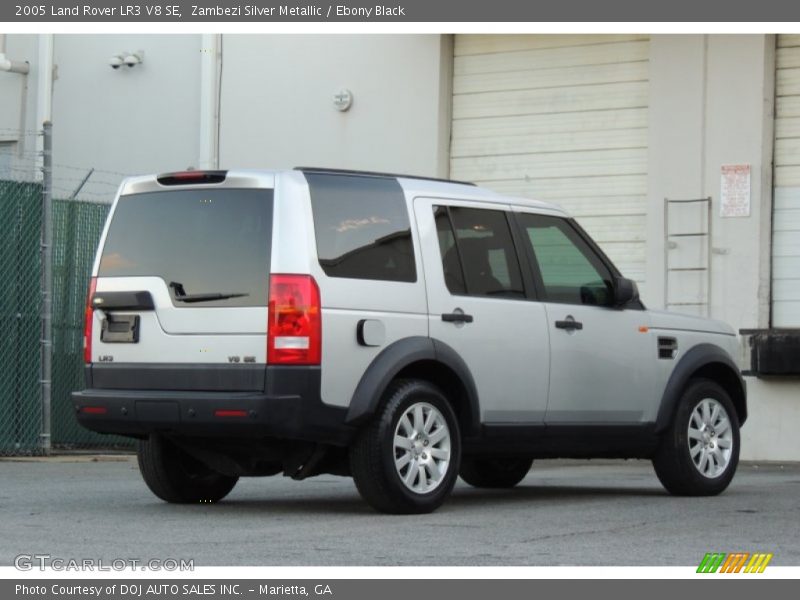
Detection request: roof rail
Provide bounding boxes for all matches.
[294,166,476,187]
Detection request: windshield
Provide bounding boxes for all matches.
[98,188,273,307]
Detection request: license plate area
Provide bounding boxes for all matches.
[101,314,140,343]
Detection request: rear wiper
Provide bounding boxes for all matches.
[169,281,248,304]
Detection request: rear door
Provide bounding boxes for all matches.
[90,175,274,365]
[413,197,550,425]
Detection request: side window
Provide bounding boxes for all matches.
[433,205,524,298]
[306,173,416,282]
[518,213,614,306]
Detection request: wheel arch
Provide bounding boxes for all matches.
[345,337,481,437]
[655,343,747,433]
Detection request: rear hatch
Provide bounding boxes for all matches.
[89,175,274,365]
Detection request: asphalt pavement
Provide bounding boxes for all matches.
[1,456,798,566]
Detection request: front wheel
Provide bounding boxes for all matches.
[137,434,239,504]
[652,379,740,496]
[349,379,461,514]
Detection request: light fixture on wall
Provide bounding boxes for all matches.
[333,88,353,112]
[108,51,144,70]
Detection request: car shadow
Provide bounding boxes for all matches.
[139,482,667,517]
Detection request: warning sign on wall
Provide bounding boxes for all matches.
[720,164,751,218]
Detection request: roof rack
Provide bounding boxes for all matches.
[294,166,476,187]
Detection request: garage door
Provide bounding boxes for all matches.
[773,35,800,327]
[450,35,650,290]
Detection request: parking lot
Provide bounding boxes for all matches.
[1,456,798,566]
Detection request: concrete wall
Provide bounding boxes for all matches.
[50,35,202,201]
[0,35,38,174]
[218,35,452,178]
[647,35,799,461]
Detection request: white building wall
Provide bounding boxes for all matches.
[0,35,39,174]
[50,35,202,201]
[647,35,800,461]
[218,35,452,178]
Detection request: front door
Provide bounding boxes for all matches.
[413,198,550,425]
[513,211,656,424]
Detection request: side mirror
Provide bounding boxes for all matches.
[613,276,639,307]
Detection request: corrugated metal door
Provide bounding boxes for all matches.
[450,35,650,290]
[773,35,800,327]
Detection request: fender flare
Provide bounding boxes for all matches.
[345,336,481,436]
[654,343,747,433]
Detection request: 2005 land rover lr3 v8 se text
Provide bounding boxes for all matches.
[74,168,746,514]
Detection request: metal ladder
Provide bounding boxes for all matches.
[663,197,712,317]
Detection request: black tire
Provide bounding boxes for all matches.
[652,378,740,496]
[349,379,461,514]
[460,456,533,489]
[137,434,238,504]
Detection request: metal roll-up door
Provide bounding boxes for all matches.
[773,34,800,327]
[450,35,650,291]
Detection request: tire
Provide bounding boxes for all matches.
[460,456,533,489]
[652,378,740,496]
[349,379,461,514]
[137,434,239,504]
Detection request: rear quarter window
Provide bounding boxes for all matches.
[305,173,416,283]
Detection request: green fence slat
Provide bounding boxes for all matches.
[1,179,132,454]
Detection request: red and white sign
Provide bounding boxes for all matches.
[720,164,751,218]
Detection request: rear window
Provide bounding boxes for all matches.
[305,173,416,282]
[98,188,273,307]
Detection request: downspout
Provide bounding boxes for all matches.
[0,34,31,74]
[35,35,54,138]
[199,34,221,169]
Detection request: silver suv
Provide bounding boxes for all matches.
[74,168,746,513]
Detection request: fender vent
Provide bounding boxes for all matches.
[658,336,678,359]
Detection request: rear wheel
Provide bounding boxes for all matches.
[460,456,533,488]
[350,379,461,514]
[137,434,239,504]
[652,379,740,496]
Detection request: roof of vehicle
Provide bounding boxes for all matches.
[295,167,567,215]
[119,168,568,216]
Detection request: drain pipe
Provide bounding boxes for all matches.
[0,34,30,74]
[198,34,221,169]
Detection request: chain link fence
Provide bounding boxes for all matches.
[0,128,133,454]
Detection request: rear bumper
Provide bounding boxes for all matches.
[73,365,353,445]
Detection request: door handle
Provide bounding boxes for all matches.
[555,317,583,331]
[442,312,474,324]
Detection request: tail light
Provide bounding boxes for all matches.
[83,277,97,364]
[267,274,321,365]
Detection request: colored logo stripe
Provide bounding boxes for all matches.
[697,553,726,573]
[697,552,773,573]
[745,553,773,573]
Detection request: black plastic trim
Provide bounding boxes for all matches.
[654,343,747,432]
[74,365,352,445]
[345,336,481,436]
[90,363,267,392]
[463,423,658,458]
[92,291,154,311]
